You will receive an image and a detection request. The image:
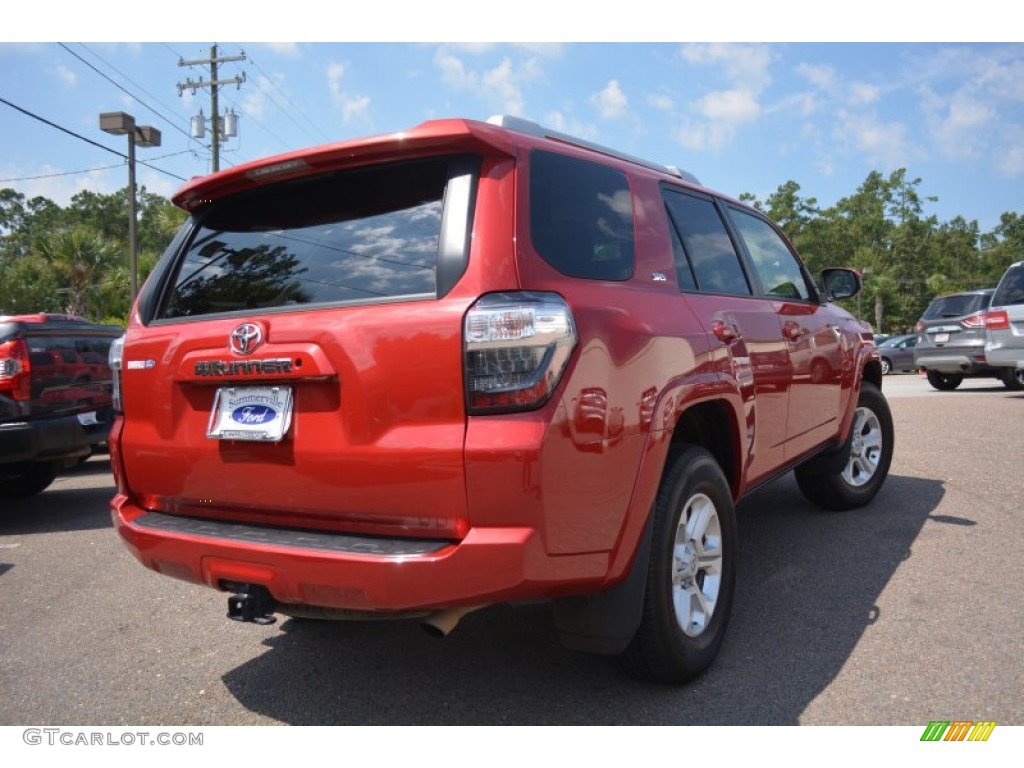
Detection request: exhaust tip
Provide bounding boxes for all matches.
[420,605,487,638]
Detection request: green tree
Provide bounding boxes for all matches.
[34,226,123,319]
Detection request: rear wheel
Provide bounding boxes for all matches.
[926,370,962,391]
[619,445,737,685]
[1001,368,1024,391]
[795,382,894,510]
[1,461,60,499]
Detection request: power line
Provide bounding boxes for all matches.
[0,163,123,182]
[237,46,330,144]
[0,96,187,182]
[76,43,202,144]
[0,151,196,183]
[56,42,196,146]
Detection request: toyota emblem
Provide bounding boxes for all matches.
[230,323,264,355]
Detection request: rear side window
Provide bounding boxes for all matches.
[663,189,751,296]
[922,292,992,320]
[160,156,472,319]
[993,265,1024,307]
[529,150,635,281]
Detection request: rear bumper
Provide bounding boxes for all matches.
[0,410,111,466]
[915,349,995,375]
[111,495,610,612]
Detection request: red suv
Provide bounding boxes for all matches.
[109,116,891,684]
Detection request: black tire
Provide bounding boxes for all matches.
[926,370,962,391]
[795,382,894,511]
[1,461,60,499]
[619,445,737,685]
[1001,368,1024,391]
[881,358,892,375]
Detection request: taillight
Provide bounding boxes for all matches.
[914,321,925,333]
[109,335,125,412]
[985,310,1010,330]
[464,292,577,415]
[0,338,32,401]
[962,313,986,329]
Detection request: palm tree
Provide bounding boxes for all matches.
[34,226,121,319]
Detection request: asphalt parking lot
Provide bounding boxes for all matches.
[1,372,1021,725]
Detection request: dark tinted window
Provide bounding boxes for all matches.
[922,292,993,320]
[728,207,811,300]
[161,157,454,319]
[529,150,634,281]
[993,265,1024,307]
[663,190,750,295]
[668,223,697,291]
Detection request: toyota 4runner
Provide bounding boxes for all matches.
[109,116,892,684]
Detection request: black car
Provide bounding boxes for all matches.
[914,289,1022,391]
[0,313,123,497]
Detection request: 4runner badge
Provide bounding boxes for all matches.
[230,323,263,355]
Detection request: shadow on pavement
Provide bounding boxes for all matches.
[221,472,943,725]
[0,485,113,535]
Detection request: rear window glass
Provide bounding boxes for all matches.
[921,292,992,320]
[993,265,1024,307]
[529,150,635,281]
[160,157,452,319]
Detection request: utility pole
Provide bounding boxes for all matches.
[177,44,246,173]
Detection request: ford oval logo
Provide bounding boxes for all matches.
[230,405,278,425]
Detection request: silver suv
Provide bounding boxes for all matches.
[985,261,1024,387]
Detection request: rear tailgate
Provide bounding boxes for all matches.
[119,303,470,538]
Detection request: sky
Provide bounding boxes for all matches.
[2,5,1022,235]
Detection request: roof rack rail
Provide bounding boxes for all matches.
[487,114,701,186]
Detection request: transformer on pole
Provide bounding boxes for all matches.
[177,43,245,173]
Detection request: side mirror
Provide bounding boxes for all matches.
[821,268,862,301]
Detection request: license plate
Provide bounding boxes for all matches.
[76,411,98,426]
[934,332,950,343]
[207,386,293,442]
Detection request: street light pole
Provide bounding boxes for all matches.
[99,111,161,309]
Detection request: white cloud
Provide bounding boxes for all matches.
[263,42,300,57]
[327,62,345,100]
[340,94,371,124]
[921,86,994,161]
[834,109,921,169]
[674,120,738,152]
[680,43,774,91]
[433,47,542,116]
[797,63,835,91]
[997,139,1024,178]
[482,58,527,115]
[242,76,272,121]
[55,64,76,87]
[591,79,628,120]
[849,82,880,105]
[697,89,761,123]
[647,93,674,112]
[673,43,774,152]
[325,61,370,126]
